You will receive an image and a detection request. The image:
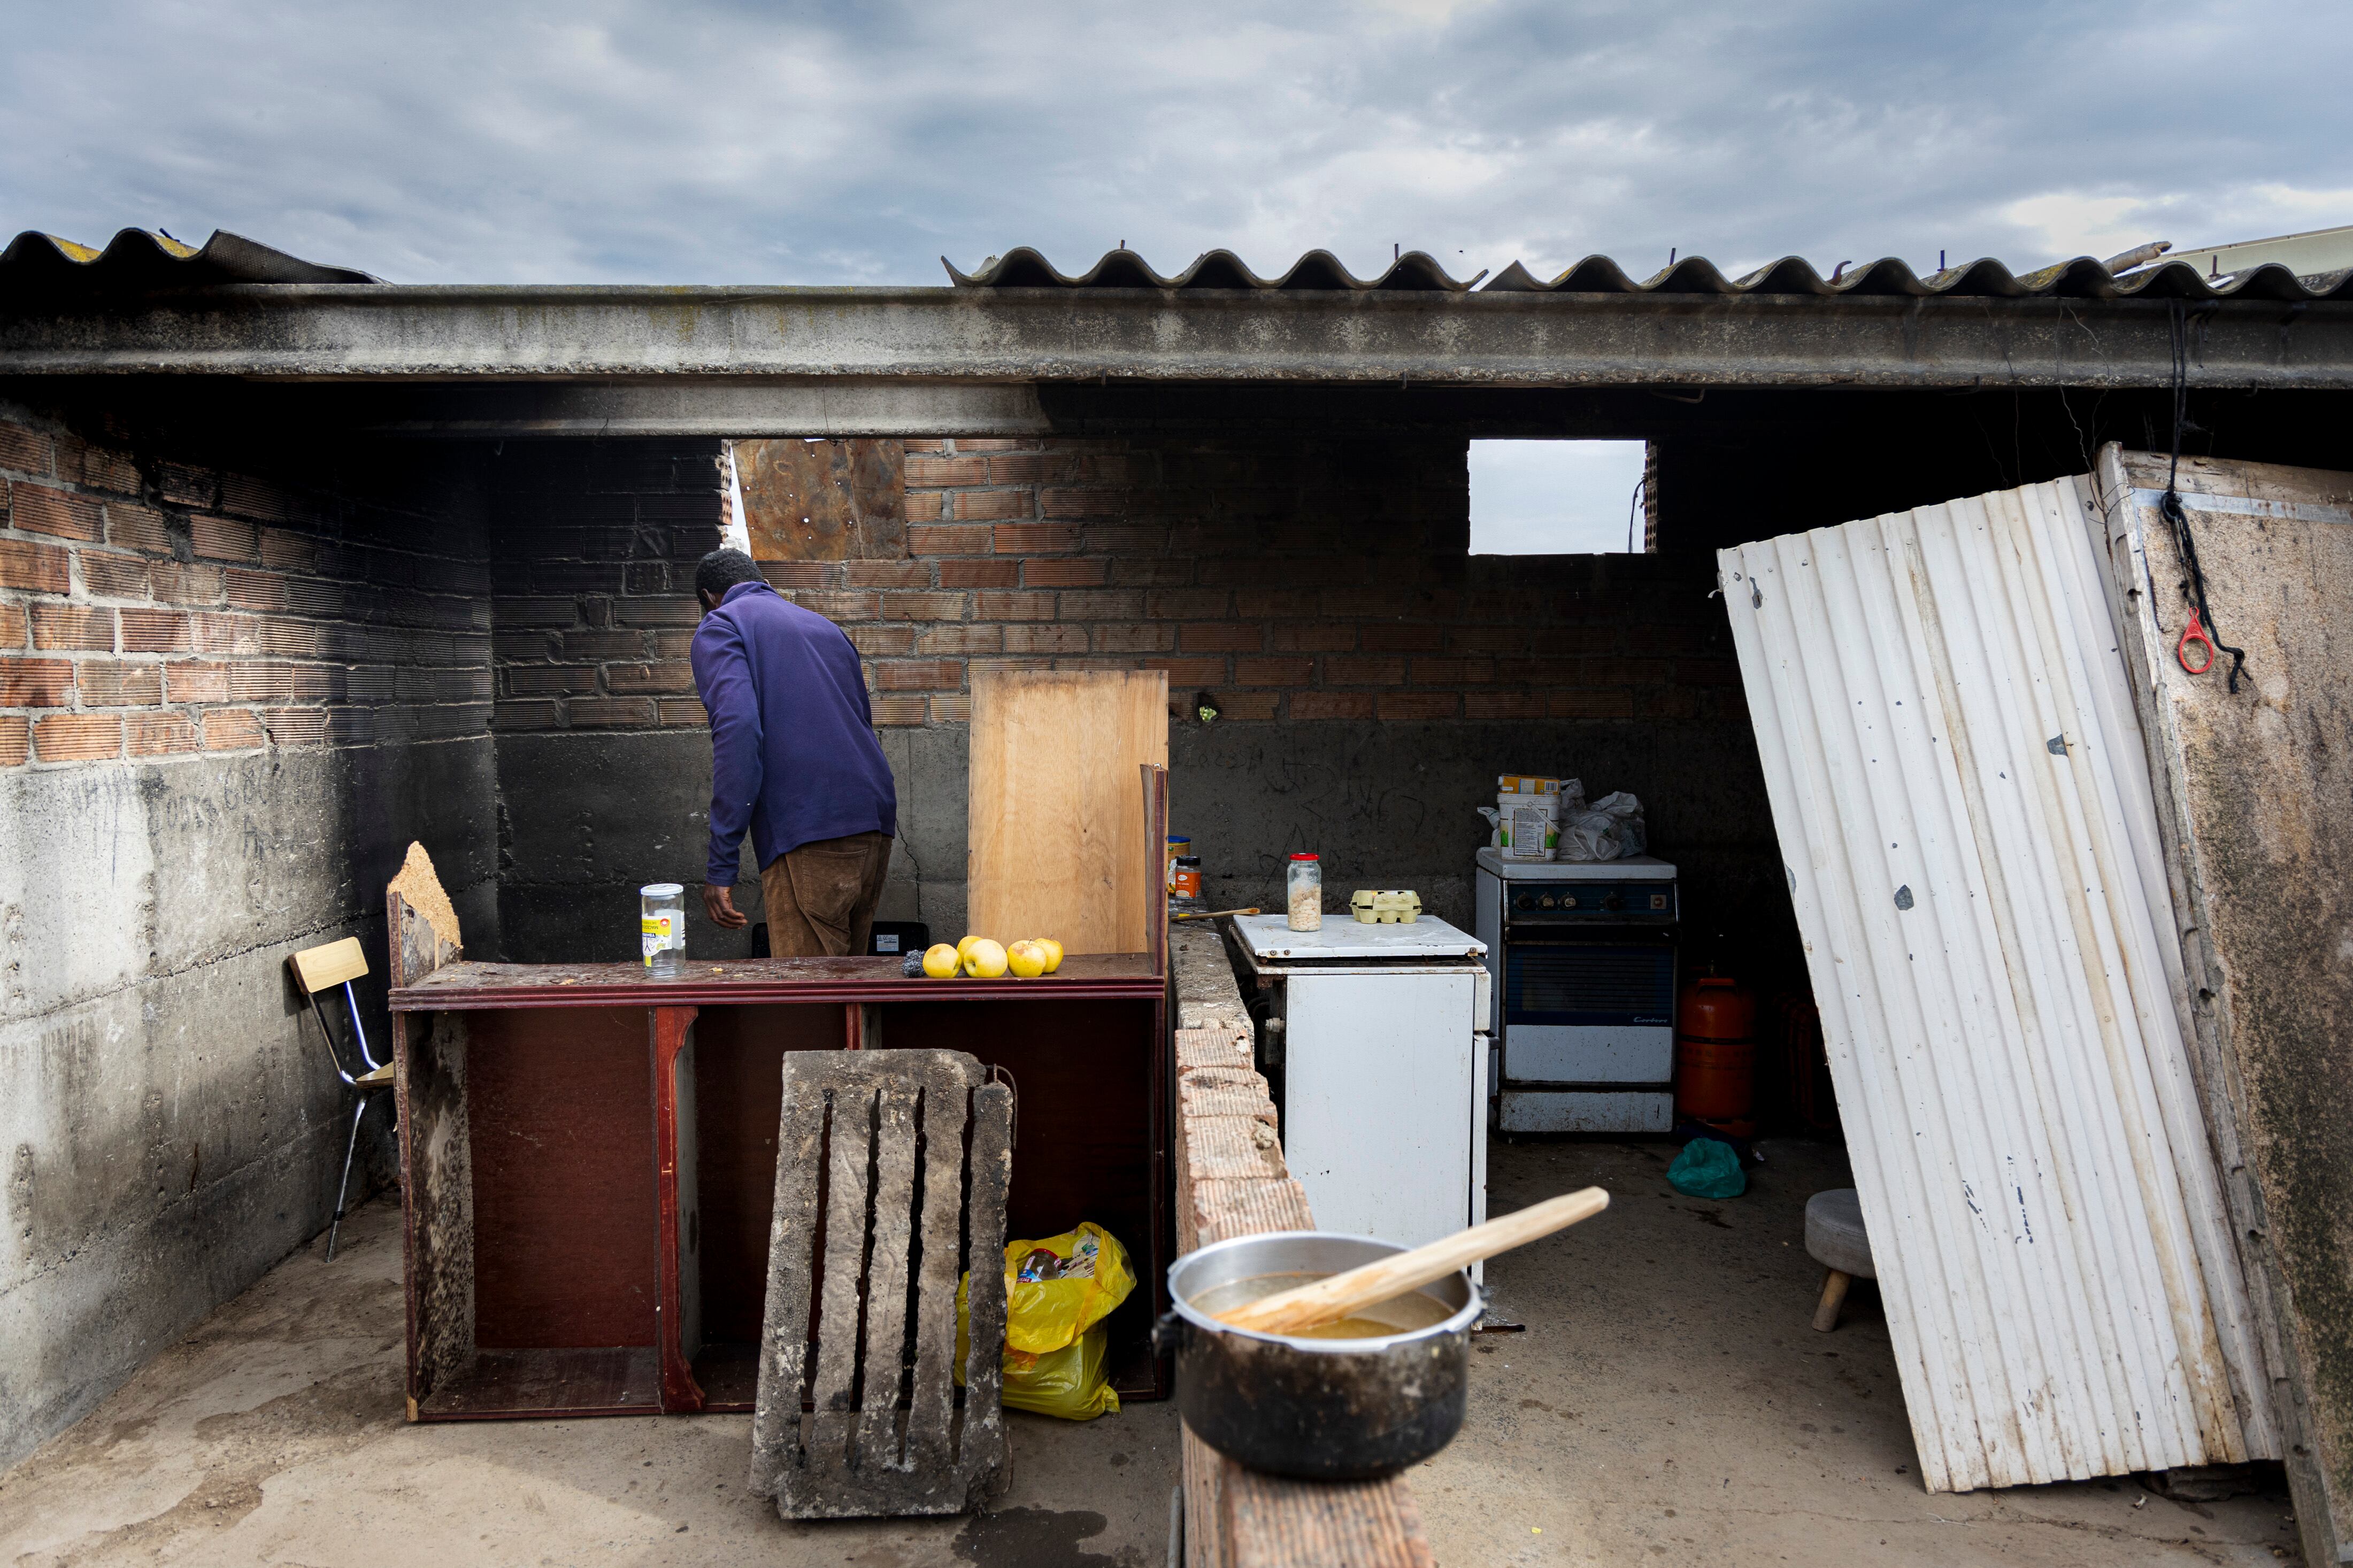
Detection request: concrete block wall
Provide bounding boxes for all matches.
[0,401,498,1468]
[483,441,747,961]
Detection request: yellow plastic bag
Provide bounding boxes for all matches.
[1003,1222,1134,1354]
[1004,1323,1119,1420]
[955,1222,1135,1421]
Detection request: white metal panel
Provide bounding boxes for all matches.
[1504,1024,1672,1083]
[1283,969,1479,1252]
[1232,913,1483,962]
[1474,867,1503,1032]
[1720,477,2278,1493]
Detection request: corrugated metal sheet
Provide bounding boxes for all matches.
[951,245,2353,301]
[945,246,1478,291]
[1719,480,2280,1492]
[0,228,376,292]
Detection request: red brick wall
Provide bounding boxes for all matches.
[760,435,1741,731]
[0,411,492,769]
[478,433,1739,739]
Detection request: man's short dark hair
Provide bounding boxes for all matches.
[696,549,765,602]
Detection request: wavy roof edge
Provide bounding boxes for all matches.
[945,246,1483,292]
[950,246,2353,302]
[0,228,378,290]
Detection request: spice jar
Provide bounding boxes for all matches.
[1286,853,1322,931]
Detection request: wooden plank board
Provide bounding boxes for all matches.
[291,935,368,992]
[391,953,1163,1010]
[968,669,1167,955]
[2094,446,2353,1568]
[1143,762,1169,975]
[390,841,471,1423]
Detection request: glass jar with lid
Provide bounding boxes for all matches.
[641,882,686,977]
[1286,853,1322,931]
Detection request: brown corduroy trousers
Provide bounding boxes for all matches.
[758,830,895,957]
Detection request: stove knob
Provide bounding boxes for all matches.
[1602,892,1623,912]
[1514,894,1535,910]
[1537,894,1556,909]
[1563,896,1579,909]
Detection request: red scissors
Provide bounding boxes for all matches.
[2177,607,2217,675]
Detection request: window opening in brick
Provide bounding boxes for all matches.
[1468,439,1651,554]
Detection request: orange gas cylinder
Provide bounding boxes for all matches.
[1675,975,1758,1134]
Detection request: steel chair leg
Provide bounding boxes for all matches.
[328,1091,372,1261]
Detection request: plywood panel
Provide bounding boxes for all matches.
[968,669,1168,955]
[737,438,906,561]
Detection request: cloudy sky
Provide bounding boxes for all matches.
[4,0,2347,289]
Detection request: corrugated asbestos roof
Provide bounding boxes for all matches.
[1721,476,2278,1492]
[950,245,2353,301]
[944,246,1481,291]
[0,228,377,291]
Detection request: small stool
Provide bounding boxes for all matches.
[1804,1188,1874,1332]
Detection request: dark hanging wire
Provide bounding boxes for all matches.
[2159,299,2248,692]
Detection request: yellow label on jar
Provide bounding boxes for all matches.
[641,914,673,965]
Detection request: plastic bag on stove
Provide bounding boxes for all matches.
[1559,790,1647,861]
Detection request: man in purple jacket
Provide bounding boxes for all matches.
[690,550,898,956]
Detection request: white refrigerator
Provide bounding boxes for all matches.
[1231,913,1490,1261]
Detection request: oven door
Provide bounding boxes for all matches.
[1500,930,1677,1086]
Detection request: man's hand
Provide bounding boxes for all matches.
[703,882,748,930]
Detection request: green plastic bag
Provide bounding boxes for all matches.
[1668,1137,1746,1199]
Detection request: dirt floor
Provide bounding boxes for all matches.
[0,1138,2304,1567]
[1420,1137,2302,1566]
[0,1196,1179,1568]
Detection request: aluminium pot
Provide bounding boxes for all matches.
[1152,1231,1481,1481]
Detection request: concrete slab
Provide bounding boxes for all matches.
[0,1198,1178,1567]
[1417,1138,2302,1566]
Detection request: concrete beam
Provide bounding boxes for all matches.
[367,379,1051,437]
[4,285,2350,395]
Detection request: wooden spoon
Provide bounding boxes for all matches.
[1211,1187,1610,1337]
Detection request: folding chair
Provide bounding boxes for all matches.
[288,936,394,1260]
